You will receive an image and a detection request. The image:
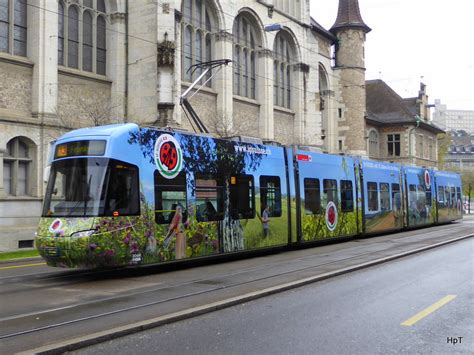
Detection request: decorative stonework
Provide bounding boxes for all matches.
[157,40,176,67]
[215,31,233,43]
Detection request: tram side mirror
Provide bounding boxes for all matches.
[43,165,51,184]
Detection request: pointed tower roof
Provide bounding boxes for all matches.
[330,0,371,34]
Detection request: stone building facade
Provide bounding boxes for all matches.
[3,0,369,250]
[365,80,444,167]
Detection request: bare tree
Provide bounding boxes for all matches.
[55,92,114,130]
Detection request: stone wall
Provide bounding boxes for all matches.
[183,89,218,133]
[0,61,32,115]
[233,98,260,136]
[274,109,295,145]
[57,71,112,128]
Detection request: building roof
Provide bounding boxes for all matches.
[366,80,445,134]
[330,0,371,34]
[310,17,337,43]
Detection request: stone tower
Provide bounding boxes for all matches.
[331,0,371,156]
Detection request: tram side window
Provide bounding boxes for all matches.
[380,183,390,211]
[456,187,462,205]
[450,187,456,207]
[229,175,255,219]
[444,186,451,207]
[340,180,353,212]
[304,178,321,214]
[260,176,282,217]
[408,184,417,210]
[417,185,426,212]
[437,186,445,207]
[426,187,432,207]
[104,162,140,216]
[391,183,401,211]
[367,182,378,211]
[196,174,224,222]
[323,179,338,205]
[154,171,187,224]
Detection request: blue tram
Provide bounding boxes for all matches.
[36,124,463,268]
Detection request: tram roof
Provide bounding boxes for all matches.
[58,123,139,142]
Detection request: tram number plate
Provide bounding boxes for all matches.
[131,253,143,264]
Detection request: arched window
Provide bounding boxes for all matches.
[3,137,34,196]
[59,0,107,75]
[233,14,259,99]
[368,130,379,157]
[181,0,216,86]
[0,0,27,56]
[273,31,295,109]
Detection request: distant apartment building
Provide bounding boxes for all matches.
[444,133,474,172]
[432,100,474,133]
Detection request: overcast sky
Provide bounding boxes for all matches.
[310,0,474,111]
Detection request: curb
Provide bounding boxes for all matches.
[0,256,42,265]
[25,233,473,355]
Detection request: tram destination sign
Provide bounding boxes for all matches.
[55,140,106,159]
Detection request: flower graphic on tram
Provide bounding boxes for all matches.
[325,201,338,232]
[48,218,64,236]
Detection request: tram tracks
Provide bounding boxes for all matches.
[1,222,472,354]
[2,230,472,344]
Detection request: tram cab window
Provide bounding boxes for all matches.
[391,183,401,211]
[229,175,255,219]
[154,171,187,224]
[196,174,224,222]
[260,176,282,217]
[367,182,378,211]
[340,180,353,212]
[456,187,462,205]
[104,162,140,216]
[437,186,445,207]
[323,179,338,205]
[304,178,321,214]
[380,183,390,211]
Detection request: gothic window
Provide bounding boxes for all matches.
[0,0,27,56]
[233,14,258,99]
[181,0,216,86]
[368,130,379,157]
[59,0,107,75]
[273,31,295,109]
[3,137,34,196]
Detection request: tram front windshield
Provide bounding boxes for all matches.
[42,158,139,217]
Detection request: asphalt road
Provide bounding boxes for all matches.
[74,238,473,355]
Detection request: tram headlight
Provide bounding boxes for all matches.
[70,230,96,238]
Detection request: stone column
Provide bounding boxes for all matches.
[214,31,234,133]
[293,63,308,145]
[157,2,177,126]
[29,0,58,124]
[108,12,127,122]
[257,49,274,140]
[0,148,5,199]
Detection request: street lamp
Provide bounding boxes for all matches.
[264,23,283,32]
